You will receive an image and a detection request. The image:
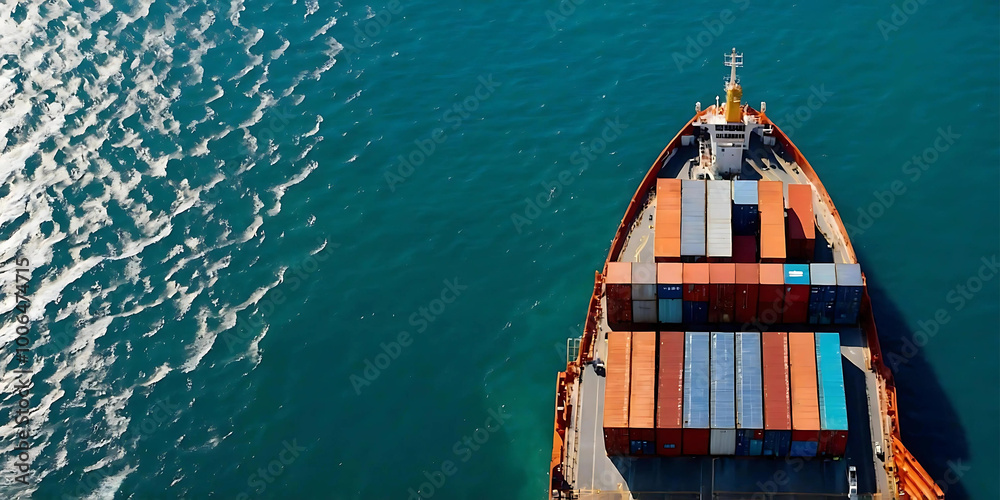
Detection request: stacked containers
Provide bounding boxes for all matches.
[758,264,786,325]
[682,263,710,323]
[789,332,821,457]
[758,181,786,262]
[815,332,849,457]
[657,263,684,324]
[683,332,711,454]
[734,264,760,324]
[632,263,658,324]
[629,332,657,455]
[603,331,632,455]
[681,180,707,258]
[762,332,792,456]
[606,262,632,328]
[709,263,736,323]
[707,180,733,258]
[735,332,764,456]
[733,235,758,263]
[783,264,811,324]
[786,184,816,260]
[710,332,737,455]
[808,264,838,324]
[732,180,759,236]
[655,179,682,261]
[834,264,863,324]
[656,331,685,455]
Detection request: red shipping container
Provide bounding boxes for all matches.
[783,284,809,324]
[683,429,711,455]
[762,332,792,431]
[603,332,633,455]
[629,332,657,452]
[789,332,820,444]
[682,263,710,302]
[606,284,632,325]
[734,264,759,324]
[656,331,684,456]
[758,264,785,325]
[733,235,757,263]
[709,263,736,322]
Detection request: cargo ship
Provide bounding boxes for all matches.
[546,50,945,499]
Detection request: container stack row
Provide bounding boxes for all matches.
[655,179,820,263]
[603,331,849,458]
[605,262,864,328]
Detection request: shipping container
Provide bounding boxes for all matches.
[658,299,683,323]
[683,302,708,323]
[834,263,863,324]
[657,263,684,299]
[786,184,816,260]
[758,181,786,262]
[707,181,733,258]
[733,235,757,263]
[808,263,837,325]
[633,300,657,324]
[683,263,711,301]
[732,180,760,236]
[656,179,683,261]
[783,264,811,324]
[735,332,764,456]
[657,331,685,455]
[683,332,711,455]
[632,262,657,301]
[710,332,737,455]
[630,332,657,455]
[758,264,785,325]
[762,332,792,456]
[603,332,632,455]
[734,264,760,324]
[788,332,821,457]
[681,180,707,257]
[607,262,632,326]
[709,263,736,323]
[815,332,849,457]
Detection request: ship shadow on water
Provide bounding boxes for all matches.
[861,257,971,500]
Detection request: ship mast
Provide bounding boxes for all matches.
[723,48,743,123]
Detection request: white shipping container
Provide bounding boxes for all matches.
[632,284,657,301]
[732,180,759,205]
[681,180,706,256]
[710,428,738,455]
[707,181,733,257]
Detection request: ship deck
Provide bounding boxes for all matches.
[561,137,892,499]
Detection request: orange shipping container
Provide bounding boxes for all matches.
[788,332,821,442]
[656,331,685,456]
[629,332,657,453]
[656,179,683,261]
[603,332,633,455]
[786,184,815,240]
[762,332,792,456]
[758,181,786,262]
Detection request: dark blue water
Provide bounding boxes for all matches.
[0,1,996,498]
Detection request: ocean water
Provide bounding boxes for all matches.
[0,0,996,499]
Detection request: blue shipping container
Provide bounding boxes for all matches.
[809,264,838,324]
[790,440,818,457]
[762,430,791,456]
[733,205,759,236]
[683,301,708,323]
[658,299,683,323]
[750,440,763,455]
[834,264,863,324]
[684,332,711,430]
[815,332,849,431]
[658,284,683,299]
[783,264,811,285]
[736,332,764,456]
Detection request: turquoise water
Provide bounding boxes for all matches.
[0,0,996,498]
